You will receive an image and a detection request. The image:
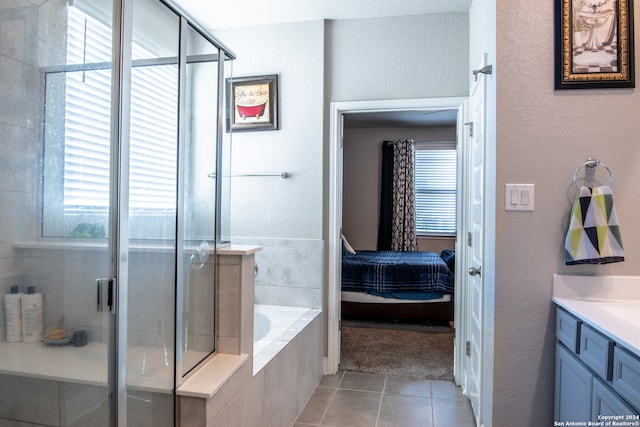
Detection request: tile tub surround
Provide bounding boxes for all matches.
[216,245,262,356]
[231,237,323,309]
[177,244,324,426]
[178,310,323,427]
[552,274,640,357]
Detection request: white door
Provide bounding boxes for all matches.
[466,55,489,424]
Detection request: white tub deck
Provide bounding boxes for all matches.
[253,304,320,375]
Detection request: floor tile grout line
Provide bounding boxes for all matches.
[316,371,343,426]
[336,387,385,394]
[373,375,387,427]
[430,381,436,427]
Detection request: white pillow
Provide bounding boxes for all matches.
[341,233,356,255]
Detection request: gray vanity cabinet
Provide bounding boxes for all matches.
[592,377,635,418]
[555,343,592,422]
[613,346,640,410]
[555,307,639,422]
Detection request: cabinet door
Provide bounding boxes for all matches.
[556,343,592,422]
[612,346,640,411]
[592,377,636,418]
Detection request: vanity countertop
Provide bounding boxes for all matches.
[553,274,640,358]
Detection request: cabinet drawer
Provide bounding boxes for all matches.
[557,308,580,354]
[612,347,640,412]
[580,324,614,381]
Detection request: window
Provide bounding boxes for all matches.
[414,142,457,235]
[42,7,179,238]
[63,7,178,216]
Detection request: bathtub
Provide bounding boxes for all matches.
[253,304,318,375]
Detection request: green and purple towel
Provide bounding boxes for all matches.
[565,186,624,265]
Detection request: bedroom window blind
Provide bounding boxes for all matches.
[414,142,457,235]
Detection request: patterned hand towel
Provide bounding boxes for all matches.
[564,186,624,265]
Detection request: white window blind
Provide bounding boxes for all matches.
[414,144,457,235]
[63,7,178,215]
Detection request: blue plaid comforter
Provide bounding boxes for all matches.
[341,251,454,297]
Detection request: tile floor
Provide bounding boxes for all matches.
[294,371,476,427]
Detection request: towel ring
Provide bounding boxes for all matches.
[573,159,613,190]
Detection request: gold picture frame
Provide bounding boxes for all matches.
[555,0,635,89]
[226,75,279,132]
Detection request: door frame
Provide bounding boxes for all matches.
[327,96,468,376]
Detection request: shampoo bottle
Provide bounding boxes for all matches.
[4,285,23,342]
[21,286,43,343]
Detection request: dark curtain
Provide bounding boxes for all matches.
[377,139,418,251]
[377,141,394,250]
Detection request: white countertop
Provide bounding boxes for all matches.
[553,274,640,358]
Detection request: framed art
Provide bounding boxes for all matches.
[226,74,279,132]
[555,0,634,89]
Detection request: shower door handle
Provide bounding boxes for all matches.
[97,278,117,312]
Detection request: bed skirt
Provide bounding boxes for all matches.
[341,299,453,322]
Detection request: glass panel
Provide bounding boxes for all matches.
[127,1,178,424]
[180,25,220,376]
[4,0,233,424]
[3,1,113,425]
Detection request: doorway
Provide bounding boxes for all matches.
[328,90,495,426]
[327,97,468,377]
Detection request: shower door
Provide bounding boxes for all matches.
[3,0,232,424]
[38,0,180,425]
[35,0,119,425]
[36,0,180,424]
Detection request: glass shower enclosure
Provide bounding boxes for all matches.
[0,0,233,425]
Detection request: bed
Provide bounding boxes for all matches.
[341,249,455,322]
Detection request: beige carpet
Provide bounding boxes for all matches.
[340,320,454,380]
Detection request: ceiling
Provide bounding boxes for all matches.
[344,109,458,129]
[173,0,472,30]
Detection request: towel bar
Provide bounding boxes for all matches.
[573,158,613,190]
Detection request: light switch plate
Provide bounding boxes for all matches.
[505,184,534,211]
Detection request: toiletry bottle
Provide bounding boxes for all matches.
[21,286,43,343]
[4,285,23,342]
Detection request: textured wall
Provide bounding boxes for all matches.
[213,22,325,309]
[214,21,325,240]
[342,125,456,250]
[326,13,469,101]
[494,1,640,425]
